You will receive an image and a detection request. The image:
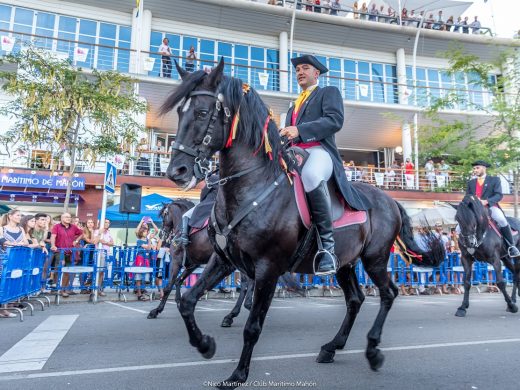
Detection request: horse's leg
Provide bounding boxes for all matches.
[243,275,254,311]
[493,260,518,313]
[316,265,365,363]
[217,265,279,390]
[455,255,472,317]
[363,263,399,371]
[148,253,183,319]
[174,265,197,306]
[221,272,249,327]
[502,258,517,304]
[178,254,234,359]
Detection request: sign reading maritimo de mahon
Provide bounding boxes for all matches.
[0,173,86,190]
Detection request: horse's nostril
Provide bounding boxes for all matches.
[178,165,188,176]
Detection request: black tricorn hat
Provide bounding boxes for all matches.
[471,160,491,168]
[290,55,328,75]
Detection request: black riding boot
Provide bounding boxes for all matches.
[307,181,338,276]
[499,226,520,257]
[177,216,190,248]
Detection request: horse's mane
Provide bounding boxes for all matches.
[159,70,208,116]
[217,76,282,175]
[160,69,282,176]
[457,194,488,236]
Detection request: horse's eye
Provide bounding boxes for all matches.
[196,110,208,120]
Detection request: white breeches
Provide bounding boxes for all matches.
[301,146,334,192]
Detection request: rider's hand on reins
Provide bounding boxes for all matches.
[279,126,299,140]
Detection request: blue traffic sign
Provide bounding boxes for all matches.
[104,162,117,194]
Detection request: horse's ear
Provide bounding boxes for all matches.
[208,57,225,88]
[174,60,189,80]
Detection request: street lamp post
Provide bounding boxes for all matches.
[412,12,426,190]
[288,1,297,94]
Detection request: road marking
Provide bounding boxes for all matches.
[0,315,78,374]
[105,301,148,314]
[1,337,519,380]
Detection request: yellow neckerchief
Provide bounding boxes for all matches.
[294,84,318,113]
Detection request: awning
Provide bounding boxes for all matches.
[99,193,173,228]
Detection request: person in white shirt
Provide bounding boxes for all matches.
[470,16,481,34]
[159,37,172,78]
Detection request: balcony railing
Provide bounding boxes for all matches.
[0,28,499,112]
[256,0,493,36]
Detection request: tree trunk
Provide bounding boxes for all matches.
[512,169,519,218]
[63,118,81,213]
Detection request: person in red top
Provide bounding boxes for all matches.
[466,160,520,257]
[404,157,414,175]
[50,213,84,297]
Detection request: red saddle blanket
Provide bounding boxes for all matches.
[190,219,209,236]
[293,172,367,229]
[488,219,518,237]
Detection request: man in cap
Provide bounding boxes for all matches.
[467,160,520,257]
[280,54,372,276]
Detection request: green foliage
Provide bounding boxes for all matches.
[419,45,520,181]
[0,45,146,165]
[0,45,147,210]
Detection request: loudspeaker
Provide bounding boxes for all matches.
[119,183,142,214]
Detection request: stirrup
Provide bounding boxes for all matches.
[313,249,338,276]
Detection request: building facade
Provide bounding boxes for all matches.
[0,0,518,219]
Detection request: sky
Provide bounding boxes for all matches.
[463,0,518,38]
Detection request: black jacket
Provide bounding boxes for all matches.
[466,175,503,207]
[190,174,218,228]
[285,85,372,210]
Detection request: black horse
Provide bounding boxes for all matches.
[162,60,445,389]
[148,199,254,327]
[454,194,520,317]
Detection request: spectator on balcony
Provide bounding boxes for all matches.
[445,16,454,31]
[401,8,408,25]
[461,16,469,33]
[453,16,462,32]
[185,46,197,72]
[136,137,151,176]
[267,0,276,4]
[360,2,368,20]
[352,1,359,19]
[314,0,322,13]
[470,16,481,34]
[159,37,172,78]
[305,0,313,11]
[384,166,396,189]
[424,13,435,29]
[407,9,417,26]
[437,159,450,185]
[153,139,165,176]
[0,209,28,247]
[378,5,385,22]
[388,6,397,24]
[50,213,83,298]
[330,0,340,16]
[368,3,378,21]
[432,10,443,30]
[425,159,436,189]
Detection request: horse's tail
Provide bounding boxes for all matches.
[395,201,446,267]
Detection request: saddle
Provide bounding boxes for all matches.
[488,218,519,237]
[190,219,209,236]
[285,145,367,229]
[293,171,367,229]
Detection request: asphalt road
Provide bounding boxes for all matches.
[1,293,520,390]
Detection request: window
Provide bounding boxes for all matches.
[117,26,131,73]
[182,36,197,70]
[77,19,96,68]
[249,46,263,89]
[199,39,215,70]
[98,23,116,70]
[218,42,232,76]
[385,65,397,104]
[358,61,371,102]
[371,63,384,103]
[328,57,341,91]
[57,16,76,57]
[266,49,279,91]
[343,60,356,100]
[0,5,12,54]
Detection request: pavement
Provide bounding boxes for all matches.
[1,293,520,390]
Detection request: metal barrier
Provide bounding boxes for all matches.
[0,247,48,321]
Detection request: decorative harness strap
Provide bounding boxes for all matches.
[210,172,287,261]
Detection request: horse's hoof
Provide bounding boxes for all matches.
[455,309,466,317]
[316,349,335,363]
[367,349,385,371]
[221,317,233,327]
[507,304,518,313]
[147,309,158,319]
[200,335,216,359]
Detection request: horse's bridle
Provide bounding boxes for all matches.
[170,90,231,181]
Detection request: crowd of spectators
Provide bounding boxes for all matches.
[265,1,486,34]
